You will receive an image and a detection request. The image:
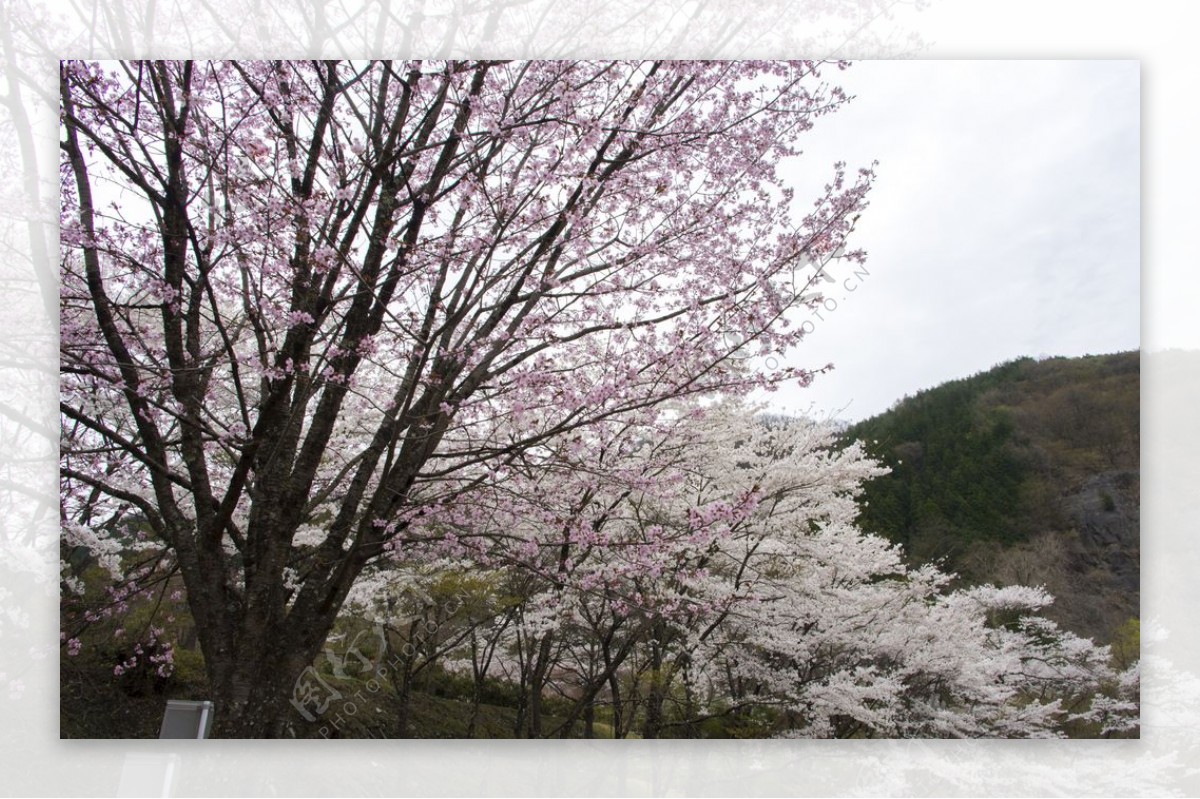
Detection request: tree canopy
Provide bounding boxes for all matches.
[60,59,873,736]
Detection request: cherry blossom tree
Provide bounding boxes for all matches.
[59,59,873,736]
[619,407,1132,738]
[406,404,1134,739]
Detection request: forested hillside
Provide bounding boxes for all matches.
[843,351,1139,645]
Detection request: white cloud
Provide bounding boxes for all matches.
[765,60,1139,422]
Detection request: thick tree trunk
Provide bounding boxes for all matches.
[208,647,310,738]
[211,682,292,738]
[197,584,347,738]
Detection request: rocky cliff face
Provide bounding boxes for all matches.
[1065,471,1139,591]
[1054,470,1139,641]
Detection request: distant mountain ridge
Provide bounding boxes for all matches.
[842,351,1139,644]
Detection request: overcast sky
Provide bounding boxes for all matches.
[758,61,1139,423]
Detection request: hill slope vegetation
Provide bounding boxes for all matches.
[843,351,1139,644]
